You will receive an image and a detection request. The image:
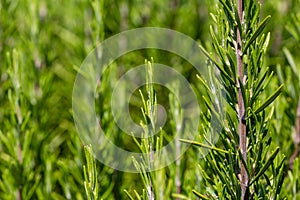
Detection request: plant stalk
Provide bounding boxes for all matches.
[176,130,181,198]
[296,97,300,145]
[289,97,300,168]
[236,0,248,198]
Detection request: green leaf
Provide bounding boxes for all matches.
[134,190,142,200]
[124,190,135,200]
[196,74,213,96]
[254,84,284,114]
[283,47,299,80]
[192,190,210,200]
[226,51,237,80]
[179,139,229,154]
[261,32,271,54]
[273,157,286,200]
[197,164,214,186]
[199,44,235,85]
[253,141,263,175]
[243,16,271,53]
[250,68,271,105]
[83,144,99,200]
[210,26,230,71]
[171,193,189,199]
[249,5,260,30]
[210,13,218,23]
[233,4,242,34]
[219,0,236,30]
[250,147,280,185]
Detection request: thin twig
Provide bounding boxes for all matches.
[236,0,248,199]
[289,97,300,169]
[175,123,182,199]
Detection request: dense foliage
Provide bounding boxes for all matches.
[0,0,299,199]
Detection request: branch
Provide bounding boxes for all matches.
[236,0,248,199]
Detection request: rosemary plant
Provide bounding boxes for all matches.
[189,0,286,199]
[83,145,99,200]
[124,60,168,200]
[1,0,300,199]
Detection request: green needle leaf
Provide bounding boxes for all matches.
[283,47,299,80]
[250,147,280,185]
[199,44,235,85]
[192,190,210,200]
[171,193,189,199]
[254,84,284,114]
[124,190,135,200]
[243,16,271,53]
[179,139,229,154]
[219,0,236,30]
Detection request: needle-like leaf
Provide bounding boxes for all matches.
[254,84,284,114]
[243,16,271,53]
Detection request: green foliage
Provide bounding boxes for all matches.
[190,0,290,199]
[0,0,299,199]
[83,145,99,200]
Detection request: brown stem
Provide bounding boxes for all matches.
[296,97,300,144]
[236,0,248,199]
[289,97,300,169]
[175,125,181,198]
[17,190,22,200]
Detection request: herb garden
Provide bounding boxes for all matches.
[0,0,299,199]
